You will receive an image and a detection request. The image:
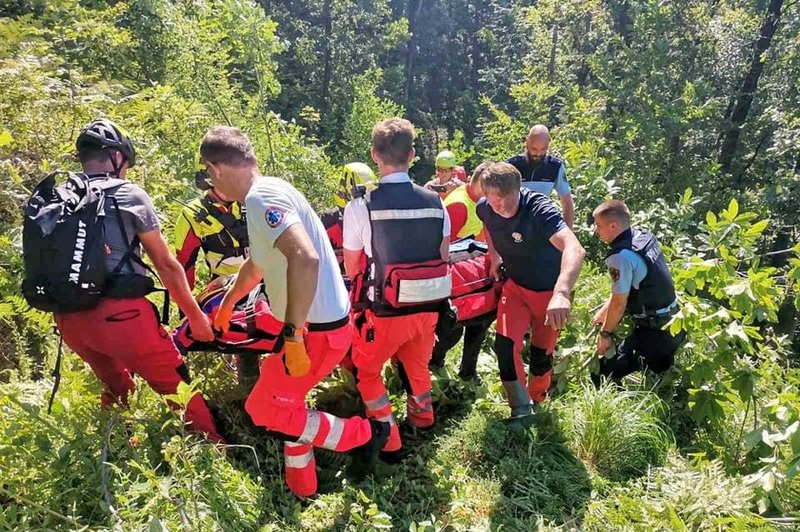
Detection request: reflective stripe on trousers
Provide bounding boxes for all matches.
[284,442,315,468]
[283,442,317,497]
[297,410,348,451]
[407,391,433,417]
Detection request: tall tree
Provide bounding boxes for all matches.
[718,0,785,177]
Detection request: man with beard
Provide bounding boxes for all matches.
[506,125,574,228]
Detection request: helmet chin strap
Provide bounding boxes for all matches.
[207,188,233,205]
[106,148,122,179]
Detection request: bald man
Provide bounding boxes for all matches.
[506,125,574,228]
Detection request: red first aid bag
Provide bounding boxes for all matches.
[381,258,451,308]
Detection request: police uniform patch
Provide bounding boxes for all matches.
[511,232,523,243]
[265,207,285,228]
[609,267,620,282]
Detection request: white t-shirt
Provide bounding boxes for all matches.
[342,172,451,257]
[245,175,350,323]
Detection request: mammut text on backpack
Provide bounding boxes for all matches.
[22,172,112,312]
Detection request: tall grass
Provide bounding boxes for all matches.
[556,382,673,481]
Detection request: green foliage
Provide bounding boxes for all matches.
[668,197,787,422]
[556,382,672,481]
[2,0,800,528]
[337,68,405,165]
[582,455,769,530]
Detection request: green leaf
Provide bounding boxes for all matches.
[732,371,755,402]
[791,426,800,454]
[149,516,164,532]
[725,321,750,345]
[681,187,693,205]
[762,470,775,492]
[724,281,749,297]
[745,428,765,451]
[746,219,769,235]
[728,198,739,220]
[786,456,800,478]
[0,129,13,148]
[705,211,717,228]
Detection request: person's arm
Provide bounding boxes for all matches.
[554,166,574,229]
[219,257,262,308]
[596,294,627,355]
[343,249,363,280]
[546,227,586,329]
[274,224,319,330]
[440,235,449,261]
[485,230,503,281]
[343,200,367,280]
[446,202,468,243]
[592,297,611,326]
[560,194,575,229]
[139,229,214,341]
[173,212,202,290]
[596,251,636,353]
[602,294,628,333]
[440,201,451,260]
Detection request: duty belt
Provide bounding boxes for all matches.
[308,315,349,332]
[632,298,678,320]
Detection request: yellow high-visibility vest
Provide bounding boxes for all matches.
[444,184,484,241]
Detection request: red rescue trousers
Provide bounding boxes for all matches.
[351,312,438,452]
[495,280,559,416]
[244,319,373,497]
[55,298,222,441]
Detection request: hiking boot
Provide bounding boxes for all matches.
[458,372,483,387]
[399,420,435,440]
[379,446,412,464]
[348,419,390,480]
[428,359,445,371]
[503,413,534,430]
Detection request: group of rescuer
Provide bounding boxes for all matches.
[27,117,685,499]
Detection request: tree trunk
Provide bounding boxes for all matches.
[575,13,593,88]
[547,24,560,124]
[717,0,783,177]
[611,0,634,46]
[661,132,682,185]
[318,0,333,137]
[549,24,558,83]
[404,0,424,111]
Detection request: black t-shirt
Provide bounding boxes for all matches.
[476,189,566,291]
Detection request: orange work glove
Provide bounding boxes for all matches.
[212,304,234,335]
[283,338,311,378]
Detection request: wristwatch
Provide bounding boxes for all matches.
[282,323,305,339]
[599,330,614,339]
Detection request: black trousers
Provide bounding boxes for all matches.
[596,324,686,381]
[429,317,492,378]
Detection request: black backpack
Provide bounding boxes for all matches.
[22,171,163,314]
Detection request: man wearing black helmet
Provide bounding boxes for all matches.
[53,119,223,442]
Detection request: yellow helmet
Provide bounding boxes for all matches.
[193,151,213,191]
[335,162,376,209]
[435,150,457,169]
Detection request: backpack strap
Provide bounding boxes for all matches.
[199,196,248,247]
[108,196,170,324]
[46,330,63,415]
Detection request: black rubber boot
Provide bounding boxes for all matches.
[348,419,391,480]
[237,353,261,394]
[379,446,412,464]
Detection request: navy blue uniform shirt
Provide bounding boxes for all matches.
[476,189,566,291]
